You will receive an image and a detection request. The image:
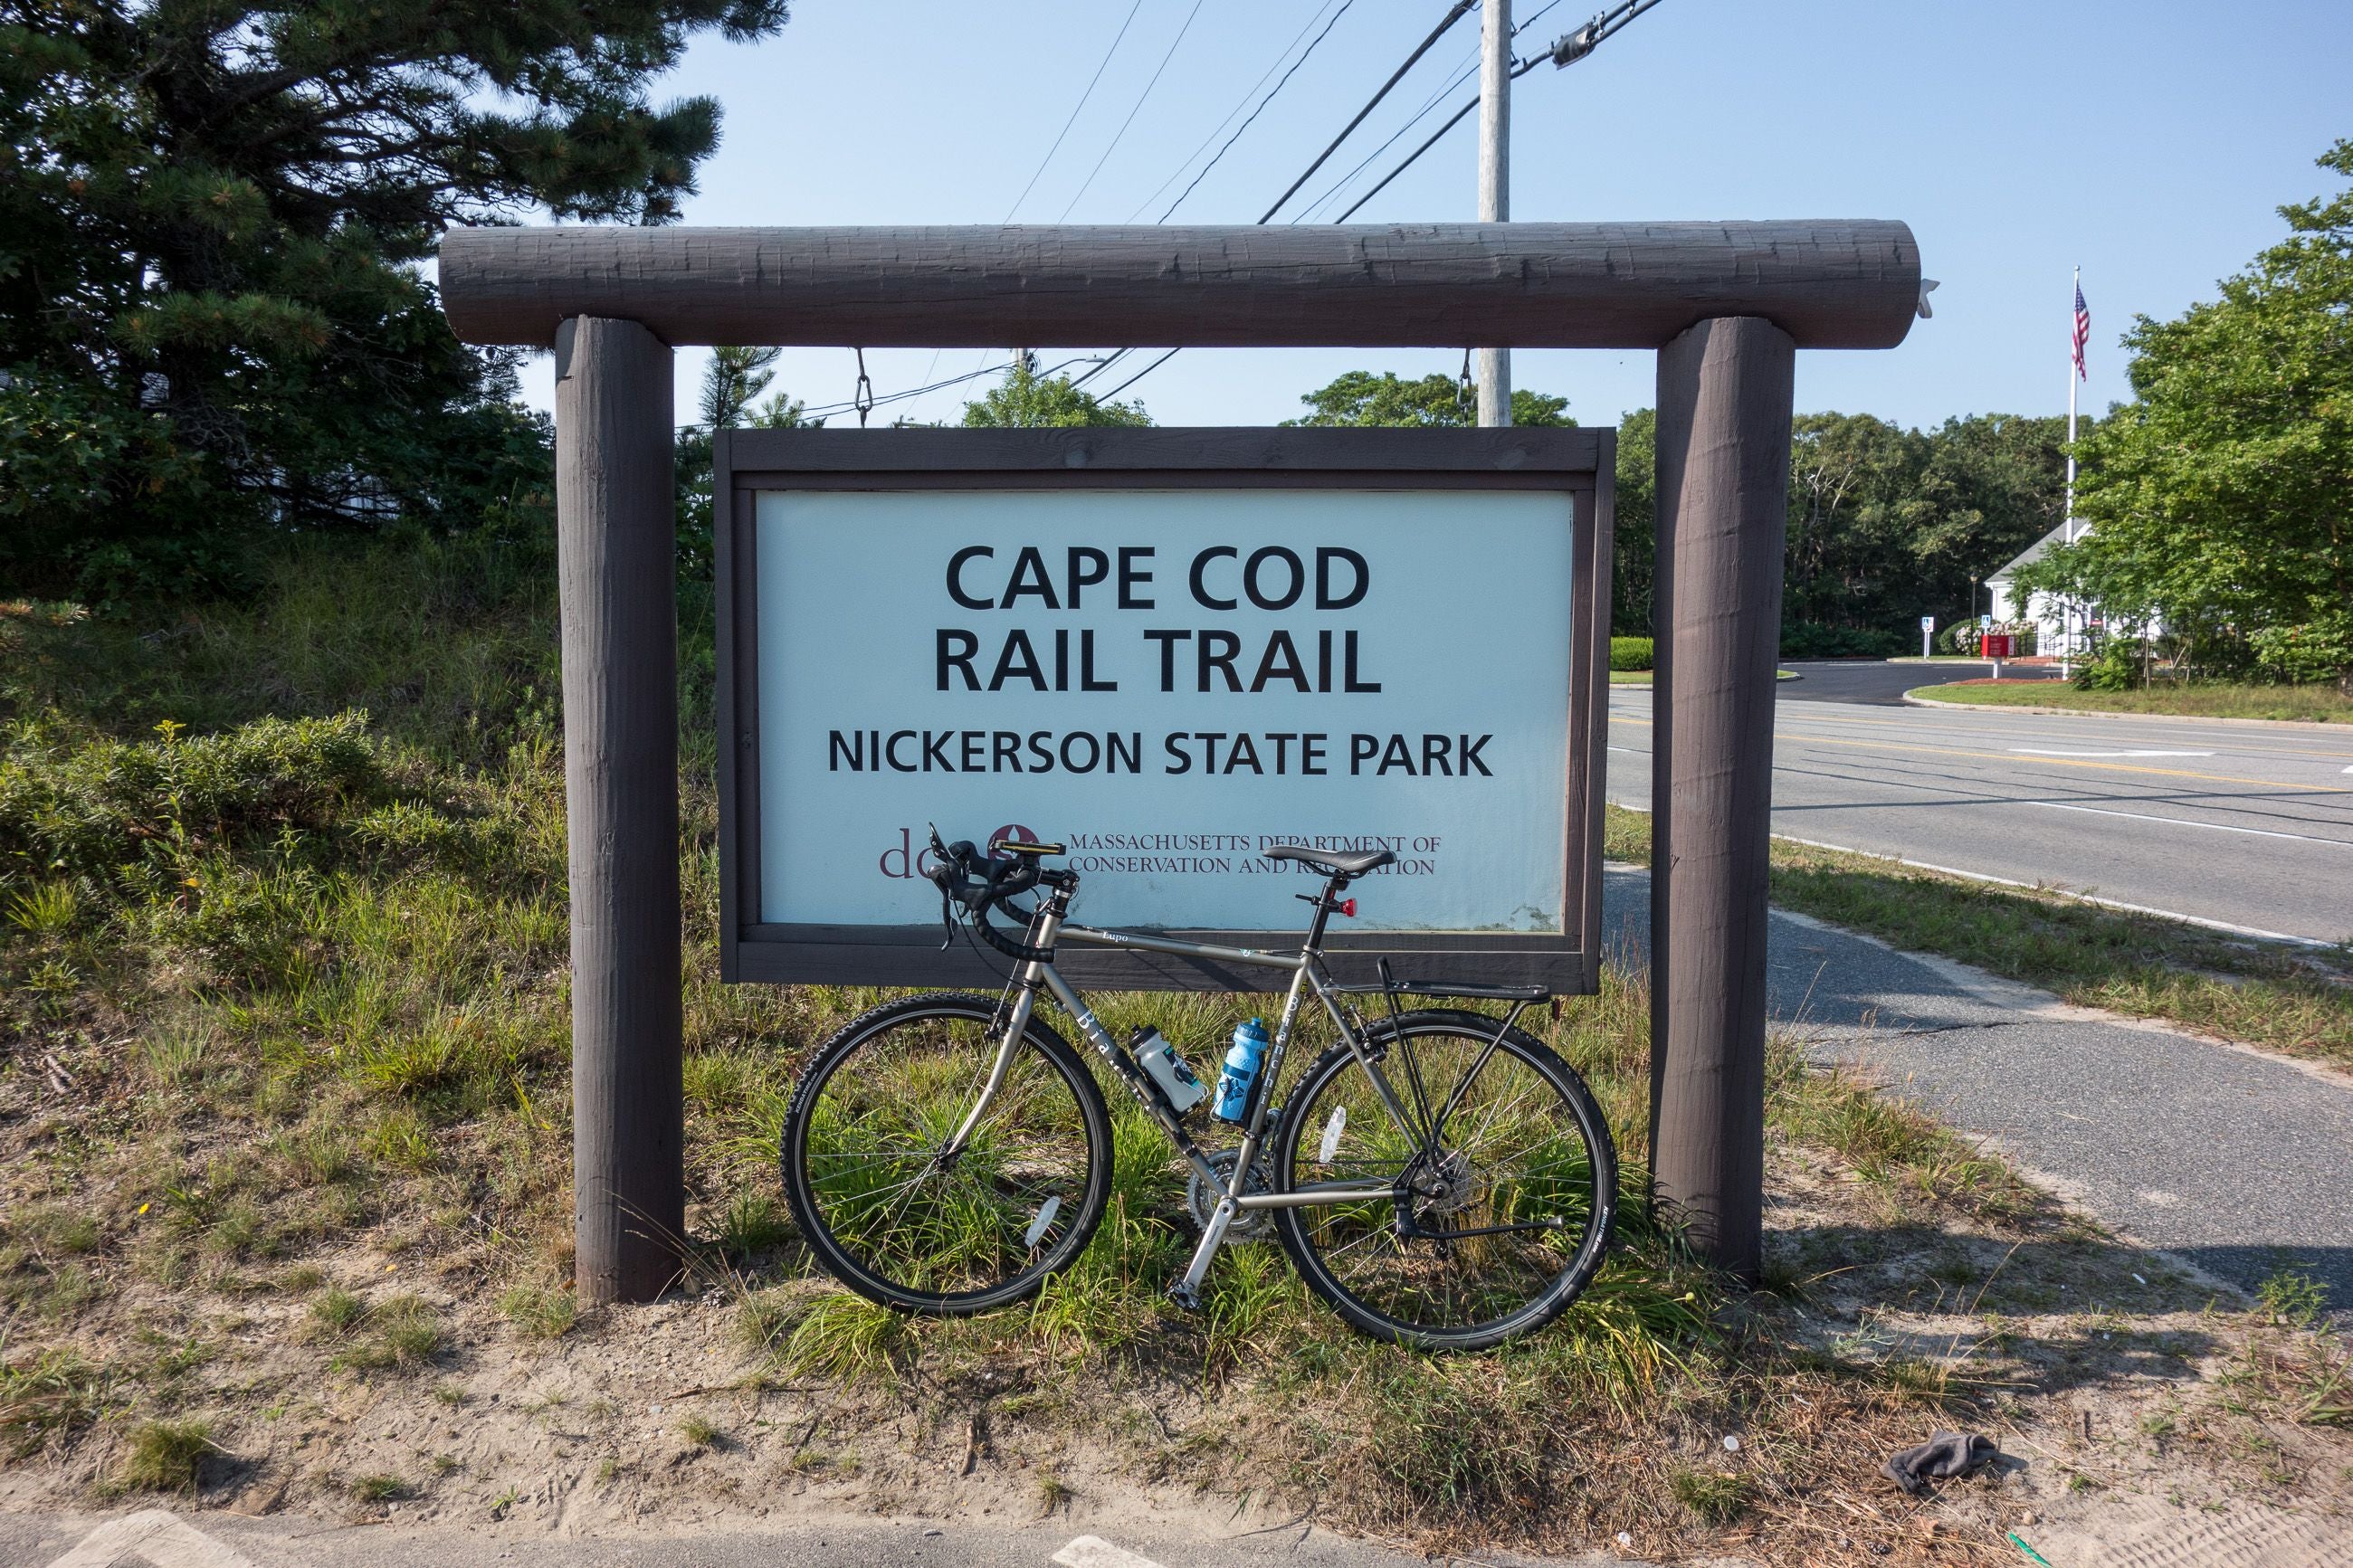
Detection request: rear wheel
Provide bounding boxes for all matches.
[1271,1010,1616,1350]
[782,993,1111,1314]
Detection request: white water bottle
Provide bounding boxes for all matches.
[1129,1027,1206,1116]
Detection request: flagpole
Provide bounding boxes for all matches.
[2061,265,2081,679]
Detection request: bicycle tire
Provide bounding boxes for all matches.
[1271,1010,1617,1351]
[782,992,1112,1316]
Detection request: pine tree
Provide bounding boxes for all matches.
[0,0,791,597]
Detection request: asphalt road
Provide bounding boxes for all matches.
[1606,686,2353,945]
[1777,659,2061,705]
[0,1509,1622,1568]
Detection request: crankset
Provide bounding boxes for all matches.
[1186,1149,1275,1241]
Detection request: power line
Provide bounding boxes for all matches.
[1123,0,1352,223]
[1291,55,1477,222]
[1000,0,1150,223]
[1109,0,1671,402]
[1329,0,1668,224]
[1291,0,1566,223]
[1075,3,1484,395]
[1157,0,1359,223]
[1097,347,1184,401]
[1256,0,1474,223]
[1053,0,1211,223]
[791,353,1107,423]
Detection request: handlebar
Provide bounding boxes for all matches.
[926,826,1071,963]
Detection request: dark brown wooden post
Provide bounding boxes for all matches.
[554,315,684,1304]
[1649,316,1796,1284]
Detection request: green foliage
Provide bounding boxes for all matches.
[1609,637,1653,671]
[1778,621,1907,659]
[960,353,1152,429]
[1285,369,1573,430]
[0,1347,110,1457]
[1781,411,2071,649]
[1670,1465,1750,1525]
[2022,140,2353,681]
[0,711,381,886]
[0,0,790,596]
[2256,1269,2329,1329]
[2251,612,2353,689]
[118,1418,214,1493]
[675,348,821,579]
[2072,637,2143,692]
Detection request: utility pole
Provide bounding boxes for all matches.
[1475,0,1511,427]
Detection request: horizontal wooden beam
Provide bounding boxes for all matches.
[438,222,1920,351]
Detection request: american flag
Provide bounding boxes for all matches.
[2072,280,2091,380]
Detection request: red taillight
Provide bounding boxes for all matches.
[1338,898,1357,917]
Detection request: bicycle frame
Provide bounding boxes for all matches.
[941,879,1458,1308]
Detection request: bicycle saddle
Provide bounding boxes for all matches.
[1264,844,1396,878]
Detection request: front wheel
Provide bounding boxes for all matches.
[781,992,1111,1315]
[1272,1010,1617,1350]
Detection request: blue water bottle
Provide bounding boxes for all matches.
[1213,1018,1270,1125]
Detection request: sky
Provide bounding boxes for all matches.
[505,0,2353,434]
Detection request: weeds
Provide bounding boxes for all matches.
[678,1414,721,1449]
[0,1348,109,1457]
[352,1473,407,1502]
[118,1418,214,1494]
[1669,1465,1749,1525]
[499,1285,579,1340]
[776,1292,905,1383]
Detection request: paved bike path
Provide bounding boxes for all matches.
[1599,868,2353,1316]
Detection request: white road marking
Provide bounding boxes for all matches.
[1053,1536,1166,1568]
[49,1510,269,1568]
[2028,799,2353,848]
[2008,747,2213,758]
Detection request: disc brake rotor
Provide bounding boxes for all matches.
[1186,1149,1274,1241]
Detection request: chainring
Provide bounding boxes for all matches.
[1186,1149,1275,1241]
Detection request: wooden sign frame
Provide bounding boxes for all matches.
[714,425,1615,993]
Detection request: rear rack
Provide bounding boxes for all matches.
[1327,979,1550,1003]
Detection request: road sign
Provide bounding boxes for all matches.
[715,427,1614,991]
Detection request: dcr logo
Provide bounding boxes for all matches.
[878,823,1038,879]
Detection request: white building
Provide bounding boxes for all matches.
[1986,522,2088,657]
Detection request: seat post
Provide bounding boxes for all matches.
[1301,876,1345,949]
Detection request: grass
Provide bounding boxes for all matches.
[118,1418,214,1493]
[1911,678,2353,723]
[678,1413,722,1449]
[498,1285,579,1340]
[1605,804,2353,1071]
[0,1348,110,1458]
[8,537,2347,1556]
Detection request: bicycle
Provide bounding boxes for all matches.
[779,829,1618,1350]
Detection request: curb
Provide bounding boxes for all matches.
[1901,691,2352,732]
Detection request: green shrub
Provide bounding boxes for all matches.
[1608,637,1653,671]
[2073,639,2143,691]
[1778,620,1907,659]
[2251,613,2353,688]
[0,710,382,890]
